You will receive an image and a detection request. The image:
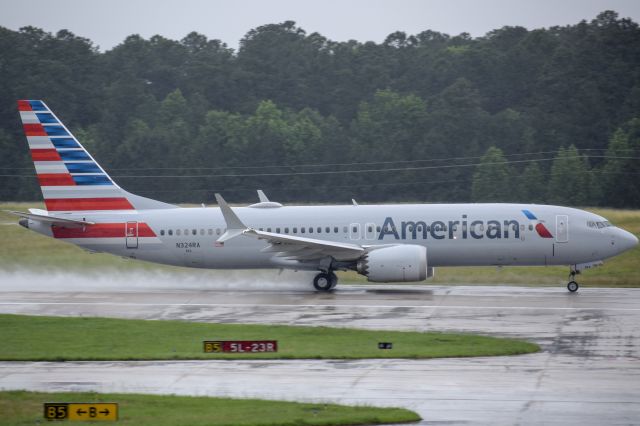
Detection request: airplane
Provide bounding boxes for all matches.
[10,100,639,292]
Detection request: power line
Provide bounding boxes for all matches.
[0,148,635,171]
[0,169,636,197]
[0,155,637,179]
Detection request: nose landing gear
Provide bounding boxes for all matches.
[313,271,338,292]
[567,268,579,293]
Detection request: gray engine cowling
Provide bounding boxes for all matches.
[356,244,427,282]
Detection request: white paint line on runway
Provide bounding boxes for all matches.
[1,301,639,311]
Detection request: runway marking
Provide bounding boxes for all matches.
[1,302,639,312]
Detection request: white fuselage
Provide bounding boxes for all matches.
[26,203,637,271]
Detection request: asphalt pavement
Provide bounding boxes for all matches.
[0,277,638,425]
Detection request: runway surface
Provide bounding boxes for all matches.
[0,276,639,425]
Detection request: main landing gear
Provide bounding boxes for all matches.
[313,271,338,292]
[567,268,579,293]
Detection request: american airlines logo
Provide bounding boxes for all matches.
[378,216,522,241]
[378,210,553,241]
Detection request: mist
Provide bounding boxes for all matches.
[0,268,318,293]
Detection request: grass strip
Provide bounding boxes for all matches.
[0,314,538,361]
[0,390,421,426]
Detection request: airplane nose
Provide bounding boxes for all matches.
[616,229,639,253]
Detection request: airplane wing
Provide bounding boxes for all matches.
[7,210,95,227]
[247,228,365,261]
[215,194,364,261]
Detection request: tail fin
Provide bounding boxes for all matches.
[18,100,175,212]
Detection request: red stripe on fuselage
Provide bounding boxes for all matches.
[23,123,46,136]
[37,173,76,186]
[52,222,156,238]
[31,149,62,161]
[45,197,135,211]
[18,100,32,111]
[535,223,553,238]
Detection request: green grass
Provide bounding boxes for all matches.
[0,390,421,425]
[1,203,638,286]
[0,314,538,361]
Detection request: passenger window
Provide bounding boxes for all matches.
[301,228,306,234]
[343,226,348,233]
[208,229,213,235]
[276,227,281,233]
[368,226,373,233]
[168,229,173,236]
[334,227,338,233]
[285,227,289,233]
[293,227,297,233]
[267,228,272,232]
[216,228,221,235]
[529,224,533,231]
[376,226,381,232]
[192,229,197,235]
[352,226,357,233]
[317,227,322,233]
[176,229,181,236]
[309,227,313,234]
[160,230,165,236]
[325,227,330,233]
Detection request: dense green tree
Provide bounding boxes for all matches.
[602,118,640,207]
[547,146,591,206]
[471,147,513,202]
[516,162,547,203]
[1,11,639,205]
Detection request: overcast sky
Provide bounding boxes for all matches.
[2,0,640,51]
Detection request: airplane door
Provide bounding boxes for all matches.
[349,223,361,240]
[126,221,138,249]
[556,215,568,243]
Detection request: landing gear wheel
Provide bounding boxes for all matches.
[329,272,338,290]
[567,281,579,292]
[313,273,334,292]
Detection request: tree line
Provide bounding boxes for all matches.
[0,10,639,207]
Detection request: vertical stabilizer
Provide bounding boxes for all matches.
[18,100,175,212]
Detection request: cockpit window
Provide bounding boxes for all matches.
[587,221,596,228]
[603,221,613,227]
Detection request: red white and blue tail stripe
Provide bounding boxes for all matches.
[18,100,170,212]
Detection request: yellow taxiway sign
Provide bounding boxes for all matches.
[44,402,118,421]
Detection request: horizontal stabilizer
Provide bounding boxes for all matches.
[7,210,95,227]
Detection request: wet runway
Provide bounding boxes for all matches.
[0,281,639,425]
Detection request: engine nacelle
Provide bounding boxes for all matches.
[357,245,427,282]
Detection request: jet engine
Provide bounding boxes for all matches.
[356,244,427,282]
